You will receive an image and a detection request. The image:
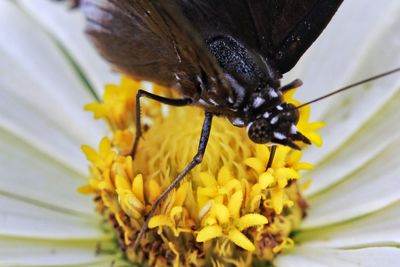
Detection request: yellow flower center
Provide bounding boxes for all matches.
[80,77,323,266]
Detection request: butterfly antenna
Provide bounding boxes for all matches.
[296,67,400,109]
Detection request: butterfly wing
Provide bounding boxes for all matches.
[175,0,343,75]
[246,0,344,73]
[81,0,342,98]
[80,0,231,99]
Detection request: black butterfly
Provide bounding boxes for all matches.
[74,0,344,246]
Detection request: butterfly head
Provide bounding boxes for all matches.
[246,102,311,149]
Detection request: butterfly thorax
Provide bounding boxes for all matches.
[196,35,310,149]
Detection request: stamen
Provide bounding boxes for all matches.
[80,78,323,266]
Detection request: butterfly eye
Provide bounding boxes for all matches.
[247,119,272,144]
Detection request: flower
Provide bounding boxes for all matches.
[80,79,316,266]
[1,0,400,266]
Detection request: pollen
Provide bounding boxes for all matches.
[80,77,323,266]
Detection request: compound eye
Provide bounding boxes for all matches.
[247,119,272,144]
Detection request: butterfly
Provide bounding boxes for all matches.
[73,0,345,246]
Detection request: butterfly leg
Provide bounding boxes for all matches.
[279,79,303,92]
[266,145,277,171]
[134,112,213,249]
[131,89,192,159]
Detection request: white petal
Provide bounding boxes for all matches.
[275,246,400,267]
[0,129,94,214]
[17,0,120,96]
[302,137,400,228]
[303,86,400,196]
[286,0,400,113]
[285,0,400,164]
[0,238,114,266]
[0,195,105,240]
[0,1,106,174]
[297,201,400,248]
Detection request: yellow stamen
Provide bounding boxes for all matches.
[80,77,323,266]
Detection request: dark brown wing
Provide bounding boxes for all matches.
[247,0,344,73]
[80,0,342,97]
[175,0,343,74]
[80,0,231,99]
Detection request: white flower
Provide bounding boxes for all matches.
[1,0,399,266]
